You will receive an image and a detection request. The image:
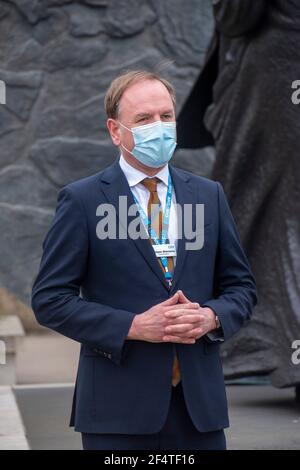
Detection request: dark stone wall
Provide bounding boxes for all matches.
[0,0,214,309]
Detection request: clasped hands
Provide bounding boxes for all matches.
[128,290,218,344]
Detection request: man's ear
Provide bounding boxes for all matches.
[107,118,121,146]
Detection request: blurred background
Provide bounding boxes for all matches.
[0,0,299,450]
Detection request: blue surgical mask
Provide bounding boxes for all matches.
[118,120,177,168]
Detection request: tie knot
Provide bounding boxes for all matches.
[141,177,159,194]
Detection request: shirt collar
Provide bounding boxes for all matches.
[119,154,169,188]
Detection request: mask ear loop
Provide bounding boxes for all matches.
[120,142,134,155]
[117,121,135,156]
[118,121,132,132]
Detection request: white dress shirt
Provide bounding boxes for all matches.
[119,154,178,265]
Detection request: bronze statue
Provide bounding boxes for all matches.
[178,0,300,398]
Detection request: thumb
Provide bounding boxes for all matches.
[160,292,179,306]
[177,290,190,304]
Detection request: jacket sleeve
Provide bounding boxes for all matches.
[31,186,136,366]
[202,182,258,341]
[212,0,267,37]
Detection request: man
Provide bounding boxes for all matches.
[31,70,257,450]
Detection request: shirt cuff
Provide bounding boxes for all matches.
[206,329,224,342]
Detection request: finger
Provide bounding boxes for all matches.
[163,303,199,312]
[160,292,179,306]
[164,308,200,318]
[187,327,203,338]
[177,290,191,304]
[166,314,200,325]
[162,335,196,344]
[164,323,195,334]
[163,326,204,341]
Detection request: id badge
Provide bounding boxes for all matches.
[153,243,176,258]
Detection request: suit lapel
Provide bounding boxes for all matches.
[98,159,196,292]
[169,165,195,291]
[99,159,168,290]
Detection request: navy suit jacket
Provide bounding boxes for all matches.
[31,158,257,434]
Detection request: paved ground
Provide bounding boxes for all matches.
[226,385,300,449]
[14,384,80,450]
[16,331,79,384]
[13,332,300,450]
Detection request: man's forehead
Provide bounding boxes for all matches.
[121,80,172,106]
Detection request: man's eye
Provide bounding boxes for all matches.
[162,114,172,119]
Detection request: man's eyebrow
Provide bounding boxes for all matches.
[134,109,174,119]
[134,112,152,119]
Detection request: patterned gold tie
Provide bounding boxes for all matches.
[141,177,181,387]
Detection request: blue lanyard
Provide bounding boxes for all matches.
[132,174,174,286]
